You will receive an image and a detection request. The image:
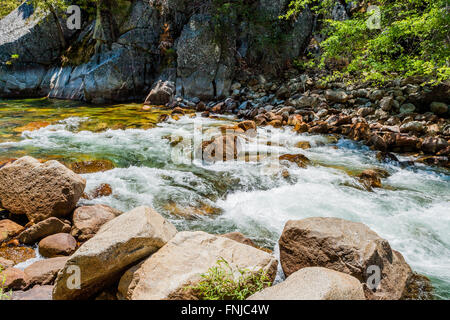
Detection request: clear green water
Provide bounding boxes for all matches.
[1,98,449,299]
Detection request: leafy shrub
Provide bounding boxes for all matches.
[283,0,450,85]
[188,258,272,300]
[0,0,22,19]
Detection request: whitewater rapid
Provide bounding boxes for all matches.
[1,114,449,298]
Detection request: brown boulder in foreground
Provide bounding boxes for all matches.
[248,267,365,300]
[53,206,177,300]
[279,217,420,300]
[12,285,53,300]
[0,156,86,223]
[117,231,277,300]
[0,267,29,290]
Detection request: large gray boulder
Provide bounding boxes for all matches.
[0,157,86,223]
[278,217,421,300]
[248,267,365,300]
[117,231,278,300]
[53,206,177,300]
[175,14,235,100]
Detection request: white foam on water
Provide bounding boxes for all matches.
[2,113,449,298]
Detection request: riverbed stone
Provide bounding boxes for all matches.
[0,257,14,269]
[358,169,383,191]
[325,90,349,103]
[0,219,24,242]
[38,233,77,258]
[0,267,29,290]
[176,14,234,100]
[117,231,278,300]
[52,206,177,300]
[24,257,69,287]
[0,246,35,265]
[248,267,365,300]
[0,156,86,223]
[71,205,123,241]
[430,102,448,115]
[12,285,53,300]
[18,217,71,244]
[421,137,448,155]
[68,159,115,174]
[400,121,424,133]
[279,154,310,168]
[197,134,242,162]
[400,103,416,114]
[279,217,416,300]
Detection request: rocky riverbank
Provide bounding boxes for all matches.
[152,76,449,170]
[0,153,435,300]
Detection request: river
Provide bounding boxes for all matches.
[1,98,449,299]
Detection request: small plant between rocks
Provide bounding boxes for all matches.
[188,257,272,300]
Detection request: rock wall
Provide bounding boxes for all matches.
[0,0,313,103]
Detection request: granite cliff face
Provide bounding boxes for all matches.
[0,0,313,103]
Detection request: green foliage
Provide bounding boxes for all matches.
[0,0,22,19]
[188,258,272,300]
[284,0,450,85]
[0,266,12,301]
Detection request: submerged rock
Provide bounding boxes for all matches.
[117,231,277,300]
[0,267,29,290]
[53,206,177,300]
[358,169,383,191]
[68,160,115,174]
[0,156,86,223]
[421,137,448,155]
[248,267,365,300]
[162,201,222,219]
[279,154,310,168]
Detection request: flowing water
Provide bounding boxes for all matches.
[1,98,449,299]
